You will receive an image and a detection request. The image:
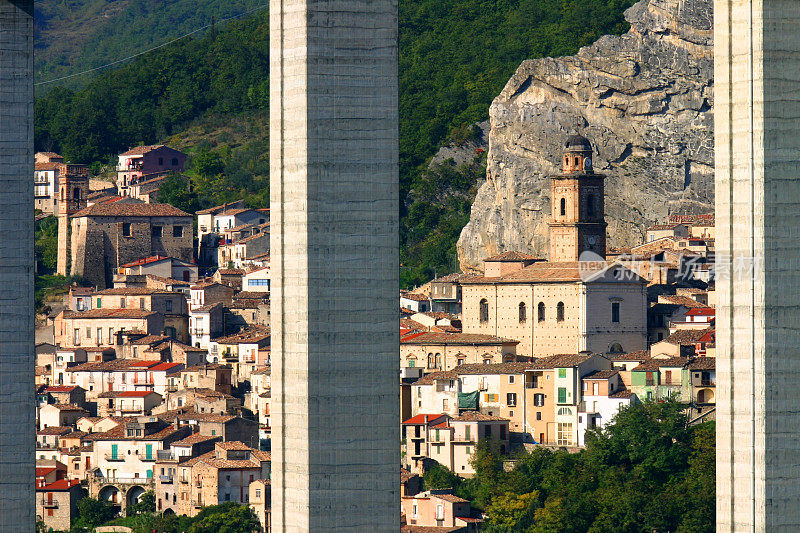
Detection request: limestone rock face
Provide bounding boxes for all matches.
[457,0,713,272]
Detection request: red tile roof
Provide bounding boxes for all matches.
[401,332,517,346]
[402,414,448,425]
[62,308,157,319]
[686,308,715,316]
[44,386,79,393]
[452,411,508,422]
[37,479,81,491]
[120,144,165,156]
[119,255,172,268]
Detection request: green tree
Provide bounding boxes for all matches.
[423,461,462,490]
[484,491,538,530]
[188,502,261,533]
[126,490,156,516]
[73,497,116,529]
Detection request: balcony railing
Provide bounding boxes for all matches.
[105,454,125,462]
[645,380,656,386]
[699,380,715,387]
[159,475,173,484]
[157,450,175,461]
[102,476,153,484]
[41,500,59,509]
[192,500,204,508]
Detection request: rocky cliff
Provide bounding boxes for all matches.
[457,0,713,272]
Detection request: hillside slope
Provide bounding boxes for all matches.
[35,0,637,286]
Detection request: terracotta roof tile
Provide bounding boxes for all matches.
[452,411,508,422]
[62,308,157,319]
[662,328,711,345]
[484,251,539,261]
[120,144,165,156]
[401,332,517,346]
[686,357,715,371]
[72,202,190,218]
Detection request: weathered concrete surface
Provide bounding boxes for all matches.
[715,1,800,531]
[458,0,714,271]
[269,0,399,531]
[0,0,34,529]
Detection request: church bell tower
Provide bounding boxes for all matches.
[56,166,89,275]
[548,134,607,262]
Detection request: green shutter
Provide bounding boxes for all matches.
[558,368,566,378]
[558,388,567,403]
[111,444,118,459]
[146,444,153,460]
[96,298,101,308]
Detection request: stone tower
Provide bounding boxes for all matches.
[0,0,34,529]
[269,0,399,531]
[715,1,800,530]
[56,168,88,275]
[549,134,607,262]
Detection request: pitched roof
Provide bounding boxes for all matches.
[452,411,508,422]
[606,350,650,362]
[72,202,190,218]
[433,493,469,503]
[401,292,429,302]
[661,328,711,346]
[95,287,174,295]
[87,422,184,442]
[401,332,516,346]
[44,386,79,393]
[484,251,539,262]
[402,414,448,425]
[686,357,716,371]
[170,434,221,447]
[463,261,645,285]
[120,144,167,156]
[120,255,183,268]
[46,404,88,412]
[658,295,710,308]
[432,272,481,283]
[583,369,619,380]
[37,426,73,436]
[98,390,159,398]
[632,357,691,372]
[37,479,81,491]
[62,308,157,319]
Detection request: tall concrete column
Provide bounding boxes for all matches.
[0,0,34,529]
[270,0,399,531]
[715,1,800,530]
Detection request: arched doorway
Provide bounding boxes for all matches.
[99,485,121,505]
[127,485,147,508]
[697,388,715,404]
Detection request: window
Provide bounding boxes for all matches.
[435,353,442,369]
[557,407,572,416]
[646,371,655,386]
[442,399,448,411]
[518,302,526,323]
[171,158,178,166]
[538,302,545,322]
[73,328,80,345]
[97,328,103,344]
[152,226,163,238]
[173,225,184,238]
[122,223,131,237]
[612,302,620,323]
[556,302,565,322]
[479,299,489,323]
[255,489,261,498]
[465,426,470,440]
[484,425,491,438]
[427,353,435,369]
[166,300,173,312]
[158,157,164,165]
[465,447,471,455]
[587,194,595,217]
[508,375,514,384]
[593,383,599,395]
[96,297,102,308]
[140,298,145,310]
[560,197,566,216]
[507,393,517,407]
[120,298,126,309]
[109,327,114,341]
[500,425,507,439]
[536,411,542,421]
[408,359,415,368]
[664,370,672,385]
[558,387,567,403]
[86,327,91,338]
[533,394,545,407]
[558,368,567,378]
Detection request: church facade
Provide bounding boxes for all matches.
[461,135,647,357]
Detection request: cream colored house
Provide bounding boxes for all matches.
[461,261,647,357]
[400,332,518,373]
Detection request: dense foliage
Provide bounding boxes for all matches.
[35,0,636,286]
[424,400,715,532]
[66,501,260,533]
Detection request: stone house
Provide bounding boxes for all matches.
[190,303,224,350]
[196,202,268,268]
[173,413,259,447]
[154,434,222,513]
[629,357,692,402]
[160,388,239,414]
[169,442,270,517]
[431,412,510,477]
[402,490,481,531]
[171,364,233,395]
[117,255,197,283]
[208,326,270,382]
[217,232,269,270]
[97,391,163,417]
[461,260,648,358]
[55,308,165,349]
[400,332,518,373]
[36,478,82,531]
[69,202,193,288]
[43,385,86,407]
[190,282,235,309]
[249,479,271,533]
[213,268,245,290]
[93,287,189,342]
[116,145,187,196]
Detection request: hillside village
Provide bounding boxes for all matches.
[32,135,716,531]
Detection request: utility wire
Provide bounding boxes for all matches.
[35,3,269,87]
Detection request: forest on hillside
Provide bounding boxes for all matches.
[35,0,637,286]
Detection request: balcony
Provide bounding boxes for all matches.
[41,500,59,509]
[525,382,538,389]
[645,380,656,386]
[192,500,204,508]
[105,454,125,462]
[159,475,173,484]
[157,450,175,461]
[141,456,156,462]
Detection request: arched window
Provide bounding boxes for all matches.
[608,343,624,354]
[587,194,595,217]
[560,198,566,217]
[73,187,81,201]
[556,302,565,322]
[435,353,442,369]
[427,353,435,369]
[537,302,545,322]
[479,299,489,323]
[557,407,572,416]
[518,302,527,323]
[574,156,580,167]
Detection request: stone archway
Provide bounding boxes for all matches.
[697,388,714,404]
[98,485,121,506]
[127,485,147,508]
